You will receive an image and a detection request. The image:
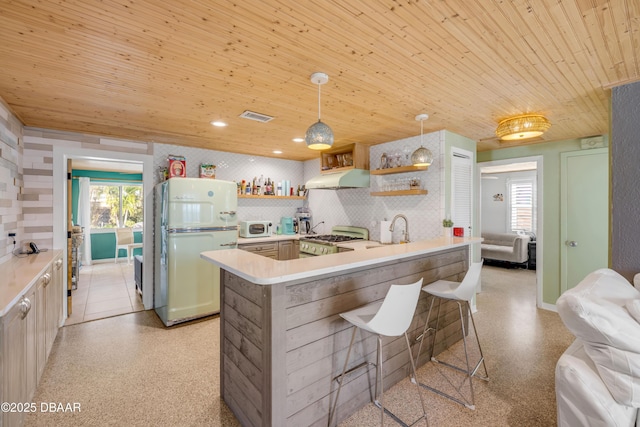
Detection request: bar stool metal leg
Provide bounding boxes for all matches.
[412,262,489,410]
[414,297,436,370]
[328,327,358,427]
[414,296,489,410]
[328,279,428,427]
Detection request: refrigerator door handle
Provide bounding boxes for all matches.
[168,226,237,233]
[220,211,237,215]
[220,241,237,247]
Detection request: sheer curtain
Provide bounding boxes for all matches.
[77,177,93,266]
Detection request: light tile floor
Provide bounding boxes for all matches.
[65,261,144,325]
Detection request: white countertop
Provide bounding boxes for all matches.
[202,236,481,285]
[0,250,62,316]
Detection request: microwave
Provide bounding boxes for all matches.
[239,220,273,238]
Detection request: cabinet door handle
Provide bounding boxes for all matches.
[20,297,32,318]
[43,273,51,286]
[220,242,237,247]
[55,259,63,269]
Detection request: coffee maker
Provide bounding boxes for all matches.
[280,216,296,235]
[297,211,312,235]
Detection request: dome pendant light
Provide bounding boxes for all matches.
[305,72,334,150]
[411,114,434,167]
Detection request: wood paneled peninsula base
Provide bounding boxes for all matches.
[202,237,481,427]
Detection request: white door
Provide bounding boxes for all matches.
[560,148,609,292]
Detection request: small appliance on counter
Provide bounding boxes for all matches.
[296,207,313,235]
[239,220,273,238]
[280,217,295,235]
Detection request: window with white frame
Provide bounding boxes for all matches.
[90,183,143,229]
[508,178,535,233]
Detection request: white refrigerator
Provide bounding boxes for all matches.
[154,178,237,326]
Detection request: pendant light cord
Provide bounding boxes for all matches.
[317,82,322,121]
[420,117,424,145]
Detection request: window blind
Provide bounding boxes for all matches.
[451,151,472,231]
[508,179,535,232]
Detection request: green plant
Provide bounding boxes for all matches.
[442,218,454,227]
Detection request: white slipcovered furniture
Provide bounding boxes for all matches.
[480,232,530,264]
[555,268,640,426]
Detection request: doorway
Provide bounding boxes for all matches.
[65,158,146,324]
[478,156,543,308]
[53,147,154,321]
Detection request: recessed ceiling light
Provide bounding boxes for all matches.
[211,121,227,127]
[273,150,283,154]
[292,137,304,143]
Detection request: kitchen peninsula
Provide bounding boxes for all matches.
[201,236,481,427]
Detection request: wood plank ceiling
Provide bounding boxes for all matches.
[0,0,638,161]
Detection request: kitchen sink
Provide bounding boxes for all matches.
[365,244,384,249]
[365,242,408,248]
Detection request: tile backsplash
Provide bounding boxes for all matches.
[154,143,307,223]
[305,131,444,242]
[155,130,444,242]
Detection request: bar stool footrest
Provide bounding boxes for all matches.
[373,400,427,427]
[416,381,476,410]
[431,356,489,382]
[332,361,376,384]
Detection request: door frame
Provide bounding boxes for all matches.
[53,147,155,315]
[478,155,544,308]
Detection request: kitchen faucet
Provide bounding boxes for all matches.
[389,214,410,243]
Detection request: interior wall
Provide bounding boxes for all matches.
[305,130,444,243]
[481,170,536,234]
[478,136,609,306]
[0,98,24,264]
[611,81,640,282]
[153,143,306,224]
[21,128,153,251]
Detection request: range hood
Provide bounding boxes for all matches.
[305,169,370,189]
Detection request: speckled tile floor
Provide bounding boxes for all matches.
[25,265,574,426]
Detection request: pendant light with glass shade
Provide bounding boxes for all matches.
[305,72,334,150]
[411,114,433,167]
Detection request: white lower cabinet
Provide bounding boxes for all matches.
[2,288,34,427]
[1,252,63,427]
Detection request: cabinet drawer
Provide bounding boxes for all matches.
[238,242,278,253]
[238,242,279,259]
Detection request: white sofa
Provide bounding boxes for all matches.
[555,269,640,426]
[480,232,530,264]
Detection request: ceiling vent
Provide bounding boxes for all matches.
[239,110,274,123]
[580,136,605,150]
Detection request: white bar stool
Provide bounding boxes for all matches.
[414,261,489,410]
[329,278,428,427]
